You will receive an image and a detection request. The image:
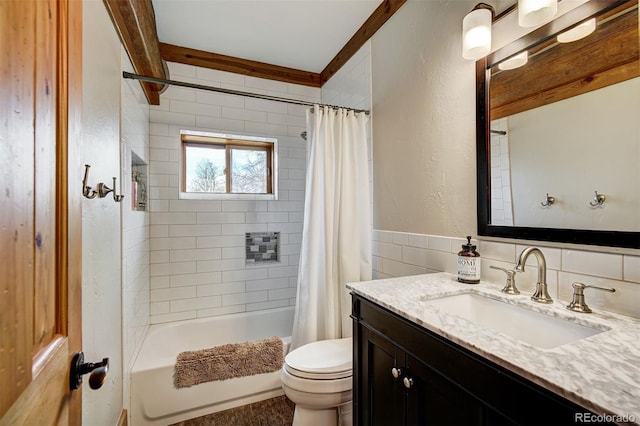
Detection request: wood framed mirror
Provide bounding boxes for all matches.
[476,0,639,249]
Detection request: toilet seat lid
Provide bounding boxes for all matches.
[284,337,352,380]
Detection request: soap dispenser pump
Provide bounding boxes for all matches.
[457,236,481,284]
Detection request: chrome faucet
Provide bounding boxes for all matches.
[515,247,553,304]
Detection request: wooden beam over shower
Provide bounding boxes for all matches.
[159,0,407,87]
[103,0,167,104]
[159,43,324,88]
[103,0,407,100]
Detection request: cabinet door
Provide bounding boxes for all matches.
[404,353,487,426]
[358,325,406,426]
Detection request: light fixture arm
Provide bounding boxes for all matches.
[472,2,495,17]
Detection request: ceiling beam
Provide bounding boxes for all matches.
[320,0,407,84]
[159,43,323,88]
[103,0,166,105]
[158,0,407,88]
[104,0,408,101]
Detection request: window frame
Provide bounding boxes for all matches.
[179,130,278,200]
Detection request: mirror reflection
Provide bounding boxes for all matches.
[479,1,639,247]
[490,76,639,231]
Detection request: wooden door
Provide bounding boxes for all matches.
[0,0,83,424]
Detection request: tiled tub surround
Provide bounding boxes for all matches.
[121,49,151,413]
[148,62,319,324]
[372,230,640,319]
[130,307,294,425]
[347,273,640,423]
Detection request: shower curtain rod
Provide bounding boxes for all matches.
[122,72,370,115]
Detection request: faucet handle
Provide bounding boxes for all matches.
[490,266,520,295]
[566,282,616,313]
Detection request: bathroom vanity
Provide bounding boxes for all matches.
[348,273,640,426]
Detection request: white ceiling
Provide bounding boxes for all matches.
[152,0,382,73]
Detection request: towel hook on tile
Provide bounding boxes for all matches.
[96,177,124,202]
[540,193,555,207]
[82,164,124,202]
[589,190,606,207]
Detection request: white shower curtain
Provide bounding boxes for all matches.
[291,105,372,350]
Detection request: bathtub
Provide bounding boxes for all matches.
[130,307,295,425]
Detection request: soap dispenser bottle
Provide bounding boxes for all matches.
[457,236,481,284]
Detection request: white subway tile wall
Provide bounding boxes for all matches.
[490,118,514,226]
[373,230,640,319]
[121,49,151,410]
[321,40,371,112]
[148,62,320,324]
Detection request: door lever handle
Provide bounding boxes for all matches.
[70,352,109,390]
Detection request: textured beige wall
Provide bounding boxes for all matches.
[82,1,123,423]
[370,0,592,238]
[371,0,479,236]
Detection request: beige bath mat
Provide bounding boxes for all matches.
[174,336,284,388]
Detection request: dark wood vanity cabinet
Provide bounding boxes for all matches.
[352,294,613,426]
[358,325,491,426]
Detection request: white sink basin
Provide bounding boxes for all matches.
[424,293,603,349]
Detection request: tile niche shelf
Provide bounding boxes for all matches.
[246,232,280,264]
[131,151,147,212]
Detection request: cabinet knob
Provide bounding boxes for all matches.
[403,376,414,389]
[391,367,402,379]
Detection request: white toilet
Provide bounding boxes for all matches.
[280,337,353,426]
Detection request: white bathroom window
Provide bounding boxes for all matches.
[180,130,277,200]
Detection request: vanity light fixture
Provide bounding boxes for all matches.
[518,0,558,27]
[498,51,529,70]
[462,3,495,60]
[557,18,597,43]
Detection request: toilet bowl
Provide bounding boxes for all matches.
[281,337,353,426]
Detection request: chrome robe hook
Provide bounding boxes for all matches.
[589,191,606,207]
[96,177,124,202]
[82,164,124,202]
[82,164,98,199]
[540,193,555,207]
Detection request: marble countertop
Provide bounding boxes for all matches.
[347,273,640,425]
